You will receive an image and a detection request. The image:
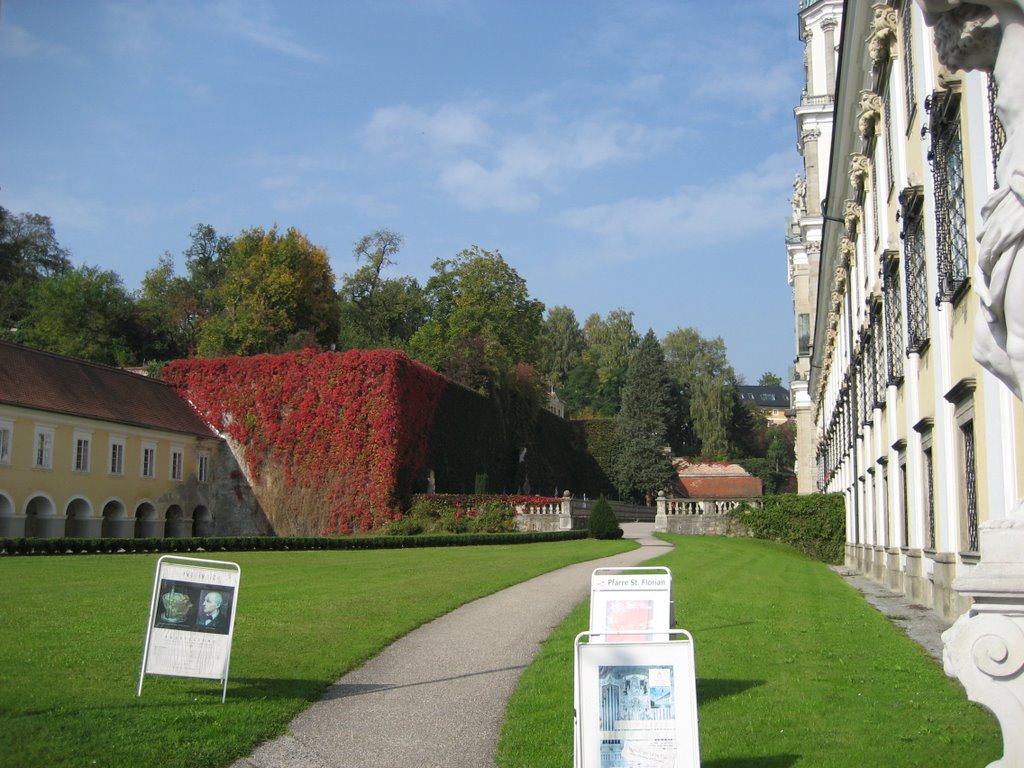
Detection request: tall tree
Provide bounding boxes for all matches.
[134,254,200,360]
[574,309,639,416]
[197,226,339,356]
[0,207,72,337]
[612,330,676,501]
[539,305,585,390]
[758,371,783,386]
[20,265,135,365]
[663,327,737,456]
[338,230,426,349]
[409,246,544,390]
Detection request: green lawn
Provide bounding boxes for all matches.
[497,535,1003,768]
[0,539,632,768]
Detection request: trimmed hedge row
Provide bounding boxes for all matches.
[0,530,588,556]
[730,493,846,564]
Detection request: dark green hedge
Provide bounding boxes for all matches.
[730,493,845,563]
[0,530,588,556]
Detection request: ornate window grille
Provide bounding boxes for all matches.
[901,5,915,124]
[989,74,1005,187]
[872,307,887,406]
[962,420,979,552]
[900,460,909,547]
[882,252,905,383]
[924,446,936,550]
[927,90,969,301]
[899,186,929,351]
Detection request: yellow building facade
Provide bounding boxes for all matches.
[793,0,1024,620]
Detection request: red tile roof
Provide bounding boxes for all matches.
[0,341,218,439]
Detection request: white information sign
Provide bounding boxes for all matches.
[590,567,673,642]
[574,630,700,768]
[138,556,241,702]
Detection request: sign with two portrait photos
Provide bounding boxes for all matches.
[574,630,700,768]
[589,567,673,643]
[138,556,241,702]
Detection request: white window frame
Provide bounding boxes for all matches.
[170,445,185,482]
[0,419,12,465]
[141,442,156,479]
[33,425,54,469]
[73,430,93,473]
[109,436,126,476]
[197,450,210,483]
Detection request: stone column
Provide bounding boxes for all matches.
[560,490,573,531]
[655,491,668,533]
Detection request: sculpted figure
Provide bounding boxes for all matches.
[917,0,1024,399]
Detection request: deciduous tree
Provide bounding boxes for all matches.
[409,246,543,390]
[197,226,339,356]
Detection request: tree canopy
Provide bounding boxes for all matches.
[409,246,544,390]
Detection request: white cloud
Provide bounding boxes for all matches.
[209,0,327,63]
[365,100,681,212]
[555,151,794,259]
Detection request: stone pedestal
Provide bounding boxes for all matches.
[942,518,1024,768]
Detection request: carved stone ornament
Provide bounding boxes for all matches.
[868,3,899,63]
[835,264,848,291]
[839,236,856,265]
[849,153,871,193]
[858,90,884,138]
[844,200,864,234]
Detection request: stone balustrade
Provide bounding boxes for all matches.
[655,491,761,535]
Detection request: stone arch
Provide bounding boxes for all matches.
[0,491,18,537]
[192,506,214,537]
[101,498,131,538]
[134,501,162,539]
[25,494,58,538]
[64,497,97,539]
[164,505,190,538]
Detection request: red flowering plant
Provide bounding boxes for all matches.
[163,349,447,534]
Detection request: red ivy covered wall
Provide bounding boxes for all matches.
[164,349,446,534]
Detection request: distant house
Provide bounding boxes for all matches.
[737,384,792,426]
[672,459,762,498]
[0,341,268,539]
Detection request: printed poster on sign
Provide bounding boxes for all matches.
[575,633,700,768]
[140,557,240,686]
[590,568,672,642]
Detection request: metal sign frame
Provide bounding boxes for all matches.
[574,629,700,768]
[589,566,674,642]
[138,555,241,703]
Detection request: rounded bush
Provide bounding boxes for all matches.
[587,496,623,539]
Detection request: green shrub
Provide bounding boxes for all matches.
[381,516,426,536]
[587,496,623,540]
[730,493,845,563]
[471,501,517,533]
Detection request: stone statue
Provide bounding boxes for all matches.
[918,1,1024,400]
[792,174,807,220]
[916,5,1024,766]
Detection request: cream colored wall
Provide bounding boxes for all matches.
[0,403,218,537]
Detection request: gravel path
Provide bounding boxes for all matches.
[231,523,670,768]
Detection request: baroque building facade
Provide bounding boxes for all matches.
[790,0,1024,620]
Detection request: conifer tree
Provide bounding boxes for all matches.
[612,330,676,501]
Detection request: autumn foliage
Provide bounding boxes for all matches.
[163,348,447,534]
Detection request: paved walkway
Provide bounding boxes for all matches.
[231,528,953,768]
[231,523,671,768]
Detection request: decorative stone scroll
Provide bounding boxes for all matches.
[850,153,871,194]
[844,200,864,235]
[858,91,884,138]
[868,3,899,64]
[839,235,856,266]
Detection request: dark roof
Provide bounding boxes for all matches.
[0,341,218,439]
[736,384,791,408]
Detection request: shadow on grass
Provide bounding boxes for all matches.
[696,677,764,705]
[702,754,800,768]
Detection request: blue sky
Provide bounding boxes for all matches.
[1,1,802,382]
